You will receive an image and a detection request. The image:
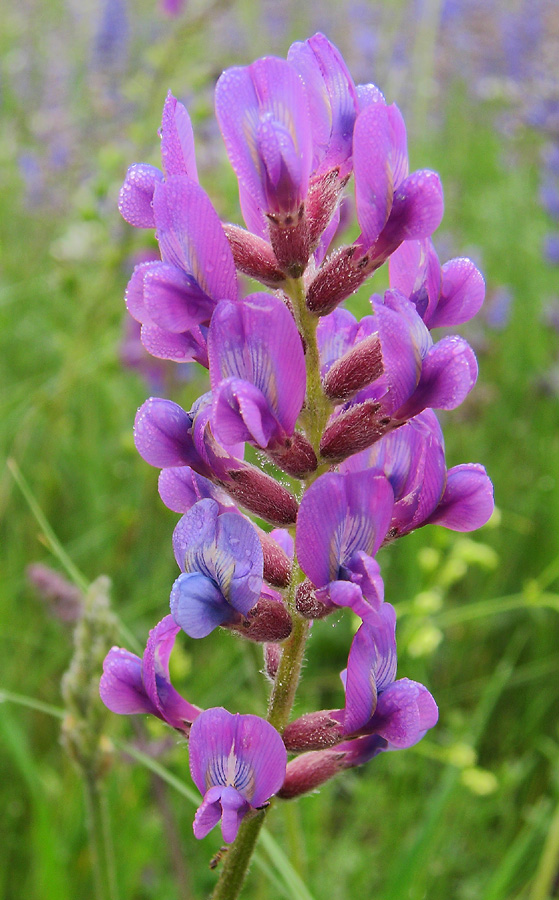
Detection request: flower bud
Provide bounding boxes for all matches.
[226,598,293,643]
[222,465,299,526]
[267,432,318,478]
[268,210,310,278]
[259,532,292,588]
[295,581,331,619]
[223,224,286,287]
[264,642,282,681]
[283,711,344,751]
[278,749,346,799]
[323,333,383,401]
[320,401,392,463]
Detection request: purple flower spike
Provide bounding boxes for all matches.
[215,57,313,239]
[209,295,307,460]
[296,470,393,624]
[99,615,201,733]
[189,708,287,842]
[170,499,263,638]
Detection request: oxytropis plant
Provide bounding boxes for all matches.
[101,33,494,898]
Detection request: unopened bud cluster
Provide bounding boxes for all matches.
[101,33,494,846]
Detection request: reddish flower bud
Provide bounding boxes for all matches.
[283,711,344,752]
[267,432,318,478]
[264,642,282,681]
[306,169,350,249]
[223,223,286,287]
[221,465,299,526]
[226,597,292,643]
[267,208,310,278]
[259,531,292,588]
[278,749,346,799]
[295,581,331,619]
[323,333,383,401]
[320,401,393,463]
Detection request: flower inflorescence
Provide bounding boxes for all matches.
[101,33,494,847]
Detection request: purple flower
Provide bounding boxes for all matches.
[189,708,287,842]
[118,92,197,229]
[99,616,201,733]
[338,608,438,744]
[215,56,313,238]
[215,34,361,275]
[295,470,393,624]
[306,100,444,315]
[317,292,478,462]
[209,295,315,476]
[389,238,486,328]
[283,604,437,766]
[134,395,299,526]
[341,410,494,538]
[125,175,238,365]
[170,499,264,638]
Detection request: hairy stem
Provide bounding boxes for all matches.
[209,810,266,900]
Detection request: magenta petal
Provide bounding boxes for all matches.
[212,378,281,448]
[188,708,286,807]
[220,787,251,843]
[342,625,378,735]
[209,295,306,436]
[354,101,392,245]
[317,307,360,376]
[100,648,155,716]
[160,92,198,182]
[389,239,442,324]
[387,104,409,189]
[396,336,478,419]
[372,679,438,748]
[429,257,486,328]
[142,616,201,729]
[287,32,358,175]
[426,464,494,531]
[193,787,223,839]
[118,163,163,228]
[134,397,198,468]
[144,262,215,332]
[158,467,235,514]
[385,170,444,242]
[140,323,208,366]
[296,470,394,587]
[172,498,220,571]
[153,176,237,302]
[215,58,312,232]
[125,262,153,324]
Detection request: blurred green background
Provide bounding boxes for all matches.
[1,0,559,898]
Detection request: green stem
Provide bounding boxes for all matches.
[285,278,333,454]
[209,810,266,900]
[84,775,119,900]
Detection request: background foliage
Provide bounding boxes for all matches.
[1,0,559,898]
